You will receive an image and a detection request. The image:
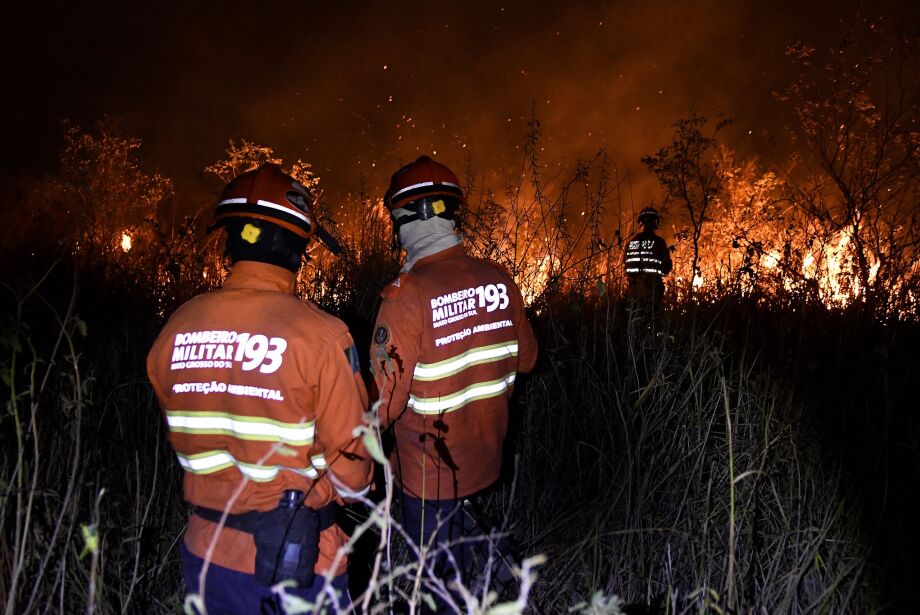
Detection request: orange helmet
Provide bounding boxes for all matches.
[209,164,340,254]
[384,156,464,212]
[384,157,464,244]
[209,164,316,238]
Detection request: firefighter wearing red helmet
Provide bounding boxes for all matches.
[147,164,372,613]
[371,156,538,606]
[624,206,672,314]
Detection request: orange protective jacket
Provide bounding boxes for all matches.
[147,261,372,577]
[371,245,538,500]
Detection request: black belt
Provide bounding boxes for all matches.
[194,504,336,534]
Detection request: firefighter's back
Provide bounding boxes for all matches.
[392,247,532,499]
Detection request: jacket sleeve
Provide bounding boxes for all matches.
[370,292,422,430]
[314,330,374,502]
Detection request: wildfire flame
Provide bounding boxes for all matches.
[113,156,912,321]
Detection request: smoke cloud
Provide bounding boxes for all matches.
[3,0,913,212]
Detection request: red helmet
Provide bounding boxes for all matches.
[384,156,464,211]
[209,164,316,239]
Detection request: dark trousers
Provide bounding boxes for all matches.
[401,493,514,613]
[180,542,350,615]
[627,274,665,316]
[401,495,480,574]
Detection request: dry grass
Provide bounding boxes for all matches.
[2,260,909,614]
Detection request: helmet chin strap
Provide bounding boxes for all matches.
[392,199,456,234]
[390,198,459,250]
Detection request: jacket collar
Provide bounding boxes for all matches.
[222,261,296,294]
[410,243,466,270]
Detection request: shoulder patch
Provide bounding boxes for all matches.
[373,324,391,345]
[344,345,361,373]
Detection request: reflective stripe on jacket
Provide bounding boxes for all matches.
[624,231,672,276]
[371,245,538,500]
[147,261,372,576]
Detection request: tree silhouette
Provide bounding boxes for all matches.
[778,23,920,316]
[205,138,320,193]
[642,112,729,297]
[57,117,174,258]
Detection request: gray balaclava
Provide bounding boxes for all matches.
[393,207,461,272]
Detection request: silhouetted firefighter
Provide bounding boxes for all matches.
[370,156,538,612]
[624,207,672,316]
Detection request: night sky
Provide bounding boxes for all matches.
[4,0,916,208]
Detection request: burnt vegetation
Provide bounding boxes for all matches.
[1,24,918,615]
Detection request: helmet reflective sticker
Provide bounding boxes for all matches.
[241,223,261,244]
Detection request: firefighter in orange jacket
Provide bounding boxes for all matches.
[147,165,372,614]
[370,156,538,606]
[624,206,672,314]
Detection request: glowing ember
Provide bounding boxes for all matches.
[120,232,132,252]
